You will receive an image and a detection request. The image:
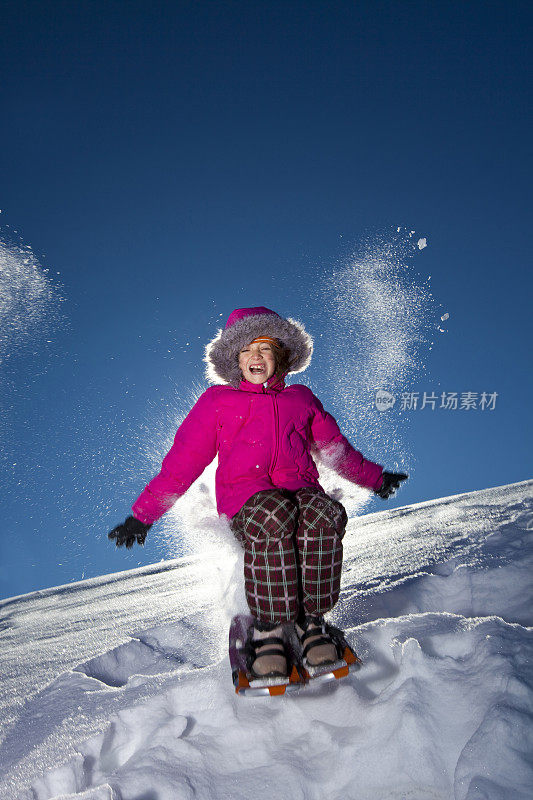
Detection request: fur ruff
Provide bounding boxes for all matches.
[205,313,313,386]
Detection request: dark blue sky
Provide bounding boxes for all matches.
[1,0,531,599]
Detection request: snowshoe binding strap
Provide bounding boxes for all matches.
[245,635,288,679]
[297,619,342,665]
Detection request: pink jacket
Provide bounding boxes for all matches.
[132,376,383,523]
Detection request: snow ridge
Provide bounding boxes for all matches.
[0,480,532,799]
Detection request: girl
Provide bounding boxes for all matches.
[109,306,407,679]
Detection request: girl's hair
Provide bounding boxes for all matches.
[273,343,294,380]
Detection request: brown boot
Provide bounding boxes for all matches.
[295,616,339,667]
[246,622,288,678]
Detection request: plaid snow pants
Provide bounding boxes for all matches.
[231,488,348,625]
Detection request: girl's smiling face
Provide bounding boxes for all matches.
[238,340,276,384]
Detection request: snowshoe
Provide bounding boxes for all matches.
[229,614,305,696]
[292,616,362,683]
[229,614,361,695]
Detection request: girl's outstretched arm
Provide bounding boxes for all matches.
[309,394,384,491]
[131,388,219,525]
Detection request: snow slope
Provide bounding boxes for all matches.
[1,480,532,799]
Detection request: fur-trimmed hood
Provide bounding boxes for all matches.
[205,306,313,386]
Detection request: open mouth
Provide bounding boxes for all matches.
[248,364,266,375]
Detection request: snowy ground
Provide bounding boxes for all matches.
[1,480,532,800]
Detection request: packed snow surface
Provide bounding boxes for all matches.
[1,480,532,799]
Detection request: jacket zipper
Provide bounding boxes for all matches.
[269,391,280,476]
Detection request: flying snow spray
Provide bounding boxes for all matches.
[315,228,437,515]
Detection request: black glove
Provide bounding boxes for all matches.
[108,515,152,548]
[375,471,408,499]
